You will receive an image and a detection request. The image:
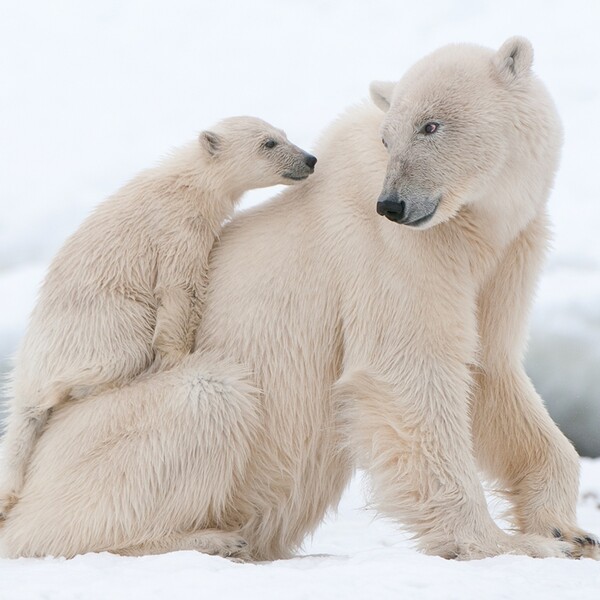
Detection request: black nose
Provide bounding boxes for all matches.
[304,154,317,169]
[376,198,406,223]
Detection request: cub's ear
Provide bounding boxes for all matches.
[199,130,222,157]
[369,80,395,112]
[494,36,534,82]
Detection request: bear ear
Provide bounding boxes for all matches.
[494,36,534,82]
[199,130,222,157]
[369,80,395,112]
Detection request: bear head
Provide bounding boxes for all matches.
[370,36,560,230]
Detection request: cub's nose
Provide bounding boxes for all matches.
[376,197,406,223]
[304,154,317,170]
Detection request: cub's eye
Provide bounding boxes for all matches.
[422,122,439,135]
[264,139,277,149]
[381,137,388,148]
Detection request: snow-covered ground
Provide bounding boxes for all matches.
[1,461,599,600]
[0,1,599,597]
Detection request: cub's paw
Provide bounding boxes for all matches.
[148,347,190,374]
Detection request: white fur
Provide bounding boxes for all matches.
[1,38,597,561]
[0,116,314,519]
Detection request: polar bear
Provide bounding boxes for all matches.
[1,38,598,561]
[0,116,317,519]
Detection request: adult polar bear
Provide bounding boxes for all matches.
[2,37,597,560]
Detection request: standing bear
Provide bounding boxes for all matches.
[1,37,597,561]
[0,116,316,519]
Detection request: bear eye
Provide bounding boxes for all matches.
[381,137,388,148]
[264,139,277,149]
[422,122,439,135]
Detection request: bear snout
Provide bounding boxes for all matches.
[304,154,317,172]
[376,195,406,223]
[283,151,317,181]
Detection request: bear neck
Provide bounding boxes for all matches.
[155,142,244,230]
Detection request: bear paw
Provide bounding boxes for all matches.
[435,532,576,560]
[184,530,252,562]
[550,527,599,559]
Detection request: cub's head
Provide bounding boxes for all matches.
[199,116,316,191]
[370,36,559,229]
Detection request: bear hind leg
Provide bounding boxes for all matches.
[115,530,252,561]
[0,407,52,519]
[0,387,67,520]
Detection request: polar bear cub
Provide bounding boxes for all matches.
[0,116,317,518]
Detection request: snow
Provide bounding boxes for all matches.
[1,462,599,600]
[0,0,599,597]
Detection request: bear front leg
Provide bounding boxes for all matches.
[472,367,597,557]
[152,285,198,371]
[335,367,574,560]
[472,213,598,559]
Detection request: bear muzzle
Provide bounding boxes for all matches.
[283,152,317,180]
[376,192,440,227]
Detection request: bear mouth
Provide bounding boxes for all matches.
[403,210,436,227]
[283,173,310,181]
[403,197,441,228]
